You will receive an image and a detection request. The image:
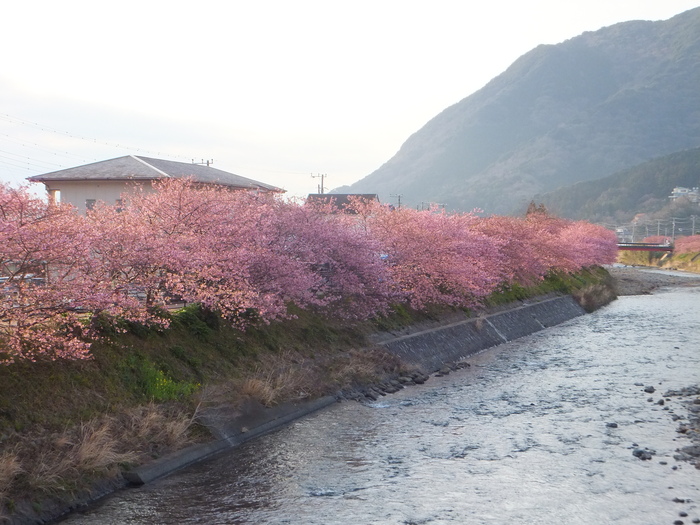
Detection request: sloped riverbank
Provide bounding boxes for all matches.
[122,295,588,490]
[0,268,621,524]
[56,275,700,524]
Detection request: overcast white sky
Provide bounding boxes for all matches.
[1,0,698,198]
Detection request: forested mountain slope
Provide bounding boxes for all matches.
[337,7,700,214]
[534,147,700,222]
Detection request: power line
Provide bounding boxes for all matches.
[0,132,96,163]
[0,113,192,162]
[0,149,64,170]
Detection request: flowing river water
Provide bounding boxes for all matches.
[60,281,700,525]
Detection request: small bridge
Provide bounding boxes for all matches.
[617,243,674,252]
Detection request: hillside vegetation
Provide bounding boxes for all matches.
[338,7,700,214]
[534,147,700,222]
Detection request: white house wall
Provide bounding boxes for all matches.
[42,180,155,214]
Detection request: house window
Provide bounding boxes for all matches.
[86,199,96,211]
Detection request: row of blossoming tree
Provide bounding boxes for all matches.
[0,180,618,363]
[643,234,700,254]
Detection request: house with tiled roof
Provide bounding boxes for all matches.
[28,155,284,214]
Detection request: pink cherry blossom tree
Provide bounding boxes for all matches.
[350,202,503,309]
[2,179,622,363]
[675,235,700,254]
[0,185,147,362]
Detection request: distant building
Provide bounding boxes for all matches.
[28,155,283,214]
[615,227,633,243]
[669,186,700,204]
[306,193,380,213]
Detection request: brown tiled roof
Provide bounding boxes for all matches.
[27,155,283,192]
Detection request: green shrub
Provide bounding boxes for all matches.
[173,305,212,339]
[121,355,199,401]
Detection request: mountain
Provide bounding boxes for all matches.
[534,147,700,223]
[336,8,700,214]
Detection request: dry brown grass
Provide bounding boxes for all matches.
[324,349,387,387]
[0,451,22,504]
[118,403,194,452]
[238,377,278,406]
[2,402,197,504]
[25,419,139,495]
[75,421,139,473]
[235,351,318,406]
[203,346,402,409]
[326,347,405,390]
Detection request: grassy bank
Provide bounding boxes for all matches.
[618,250,700,273]
[0,267,614,520]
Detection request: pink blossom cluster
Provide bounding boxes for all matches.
[674,235,700,254]
[0,181,618,363]
[642,235,672,245]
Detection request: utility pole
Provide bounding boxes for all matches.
[390,194,403,209]
[311,173,327,194]
[692,215,697,236]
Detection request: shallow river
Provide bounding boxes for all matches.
[61,283,700,524]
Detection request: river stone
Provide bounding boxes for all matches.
[632,448,655,460]
[372,386,386,396]
[678,445,700,458]
[384,383,401,394]
[644,386,656,393]
[411,372,427,384]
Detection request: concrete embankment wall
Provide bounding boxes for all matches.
[379,295,586,372]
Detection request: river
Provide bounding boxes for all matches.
[60,282,700,524]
